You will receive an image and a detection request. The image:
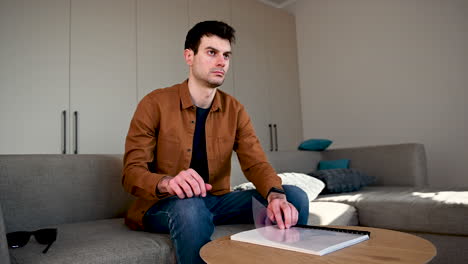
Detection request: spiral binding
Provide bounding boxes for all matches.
[294,224,371,237]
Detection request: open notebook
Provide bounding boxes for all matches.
[230,224,370,256]
[231,197,370,256]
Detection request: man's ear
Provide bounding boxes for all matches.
[184,49,194,66]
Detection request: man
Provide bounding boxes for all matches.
[122,21,309,264]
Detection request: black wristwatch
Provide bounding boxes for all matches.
[267,187,285,198]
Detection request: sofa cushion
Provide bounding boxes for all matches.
[308,202,358,226]
[8,207,357,264]
[8,218,254,264]
[316,186,468,235]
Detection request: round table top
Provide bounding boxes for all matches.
[200,226,436,264]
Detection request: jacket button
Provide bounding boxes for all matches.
[187,149,191,152]
[191,120,195,124]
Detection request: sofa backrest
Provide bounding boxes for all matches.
[0,143,427,233]
[321,143,428,187]
[0,155,133,233]
[231,143,428,188]
[2,151,321,232]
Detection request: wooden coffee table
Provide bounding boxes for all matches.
[200,226,436,264]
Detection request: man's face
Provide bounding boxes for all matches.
[185,35,232,88]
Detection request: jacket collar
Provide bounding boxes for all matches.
[179,79,222,112]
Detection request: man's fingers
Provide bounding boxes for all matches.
[267,198,299,229]
[169,169,210,199]
[176,177,194,198]
[272,204,285,229]
[281,203,299,228]
[183,173,202,196]
[267,201,282,227]
[168,179,185,199]
[280,202,292,229]
[187,169,207,197]
[291,205,299,226]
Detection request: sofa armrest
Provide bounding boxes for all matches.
[321,143,428,187]
[0,204,11,264]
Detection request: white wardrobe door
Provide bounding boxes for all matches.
[0,0,70,154]
[231,0,271,151]
[70,0,137,154]
[265,7,303,151]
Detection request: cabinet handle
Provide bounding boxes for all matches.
[274,124,278,151]
[269,124,273,151]
[74,111,78,154]
[62,110,67,154]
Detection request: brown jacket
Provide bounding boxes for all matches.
[122,80,282,230]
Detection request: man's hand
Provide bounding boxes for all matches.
[267,192,299,230]
[157,169,212,199]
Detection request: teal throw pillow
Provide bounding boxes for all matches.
[308,168,376,194]
[298,139,333,151]
[317,159,350,170]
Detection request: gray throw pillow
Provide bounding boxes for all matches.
[308,169,375,194]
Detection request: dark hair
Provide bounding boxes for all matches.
[185,21,236,54]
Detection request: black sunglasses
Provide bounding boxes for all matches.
[7,228,57,254]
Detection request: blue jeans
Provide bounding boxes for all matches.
[143,185,309,264]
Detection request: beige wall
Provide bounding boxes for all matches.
[291,0,468,187]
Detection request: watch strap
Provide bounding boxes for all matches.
[267,187,285,197]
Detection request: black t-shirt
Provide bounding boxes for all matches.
[189,106,210,183]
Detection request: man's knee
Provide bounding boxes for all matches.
[161,198,213,264]
[168,198,211,220]
[164,198,214,233]
[283,185,308,204]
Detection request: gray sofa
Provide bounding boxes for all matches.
[1,143,467,263]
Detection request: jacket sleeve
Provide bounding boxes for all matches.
[122,95,171,201]
[234,105,283,198]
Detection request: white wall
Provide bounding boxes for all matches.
[291,0,468,187]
